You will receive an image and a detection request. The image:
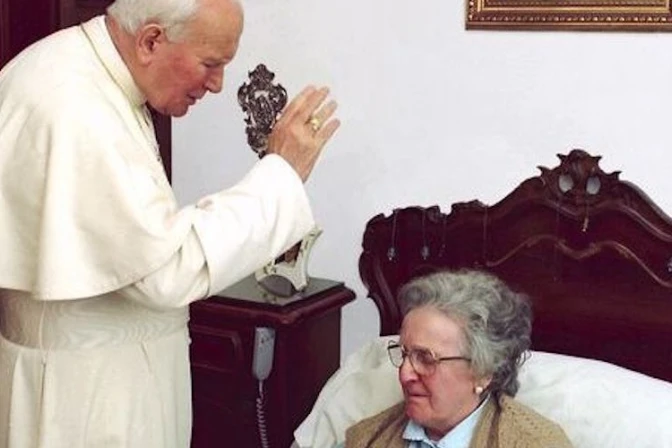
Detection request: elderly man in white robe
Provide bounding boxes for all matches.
[0,0,340,446]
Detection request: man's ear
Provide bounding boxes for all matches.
[136,24,166,64]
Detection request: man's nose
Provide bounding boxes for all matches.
[205,67,224,93]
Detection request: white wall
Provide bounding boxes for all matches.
[173,0,672,362]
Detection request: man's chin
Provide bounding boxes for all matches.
[171,109,189,118]
[154,103,189,117]
[168,106,189,117]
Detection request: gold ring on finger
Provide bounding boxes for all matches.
[308,116,322,133]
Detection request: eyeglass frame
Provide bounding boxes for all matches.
[386,340,471,375]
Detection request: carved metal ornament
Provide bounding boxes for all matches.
[236,64,324,297]
[237,64,288,157]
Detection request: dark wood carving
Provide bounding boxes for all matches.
[359,149,672,382]
[237,64,288,158]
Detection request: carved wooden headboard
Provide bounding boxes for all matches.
[358,149,672,382]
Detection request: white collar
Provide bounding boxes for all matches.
[403,396,490,448]
[80,15,146,107]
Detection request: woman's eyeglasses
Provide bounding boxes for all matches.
[387,341,471,376]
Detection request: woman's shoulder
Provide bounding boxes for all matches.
[345,402,406,447]
[498,395,574,448]
[348,401,406,432]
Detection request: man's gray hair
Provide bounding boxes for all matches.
[398,269,532,397]
[107,0,201,41]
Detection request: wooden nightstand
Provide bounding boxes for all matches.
[189,276,356,448]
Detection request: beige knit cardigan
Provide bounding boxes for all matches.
[345,395,573,448]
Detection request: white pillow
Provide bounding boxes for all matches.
[517,351,672,448]
[294,336,672,448]
[294,336,401,448]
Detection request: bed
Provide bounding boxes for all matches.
[294,149,672,448]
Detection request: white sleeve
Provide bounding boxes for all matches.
[117,230,210,308]
[117,154,315,308]
[192,154,315,296]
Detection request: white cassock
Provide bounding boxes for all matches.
[0,15,315,448]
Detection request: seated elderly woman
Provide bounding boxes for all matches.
[342,269,573,448]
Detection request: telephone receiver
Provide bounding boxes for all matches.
[252,327,275,448]
[252,327,275,381]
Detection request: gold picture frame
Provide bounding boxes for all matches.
[466,0,672,31]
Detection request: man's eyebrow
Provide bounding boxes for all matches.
[201,58,226,67]
[207,57,230,65]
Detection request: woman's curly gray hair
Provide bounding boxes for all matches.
[398,269,532,397]
[107,0,200,41]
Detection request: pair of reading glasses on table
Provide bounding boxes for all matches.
[387,341,471,376]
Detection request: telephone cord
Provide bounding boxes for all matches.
[256,380,270,448]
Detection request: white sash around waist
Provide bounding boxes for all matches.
[0,289,188,350]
